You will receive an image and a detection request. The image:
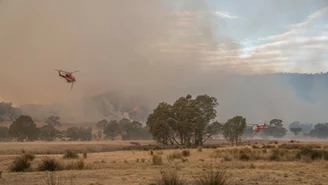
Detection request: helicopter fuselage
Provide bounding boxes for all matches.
[59,72,76,83]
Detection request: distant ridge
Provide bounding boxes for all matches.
[16,72,328,123]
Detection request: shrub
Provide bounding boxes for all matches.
[83,152,87,159]
[182,150,190,157]
[10,153,35,172]
[239,151,250,161]
[269,149,282,161]
[63,150,78,159]
[296,148,328,161]
[155,168,186,185]
[194,169,227,185]
[152,154,162,165]
[23,152,35,161]
[38,157,63,171]
[197,146,202,152]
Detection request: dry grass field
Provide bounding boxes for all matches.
[0,140,328,185]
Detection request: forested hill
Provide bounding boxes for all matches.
[17,91,151,123]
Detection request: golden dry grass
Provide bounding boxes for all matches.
[0,140,328,185]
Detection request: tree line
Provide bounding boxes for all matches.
[0,115,93,142]
[1,96,328,144]
[146,94,328,146]
[0,114,152,142]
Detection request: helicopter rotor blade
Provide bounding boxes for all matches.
[70,70,80,74]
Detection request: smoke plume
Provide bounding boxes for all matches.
[0,0,327,124]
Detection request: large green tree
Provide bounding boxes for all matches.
[119,118,144,140]
[223,116,246,146]
[66,126,92,141]
[96,119,108,130]
[39,125,60,141]
[146,94,220,146]
[262,119,287,138]
[309,123,328,139]
[147,102,174,145]
[0,126,11,141]
[8,115,40,141]
[103,120,120,140]
[289,127,302,136]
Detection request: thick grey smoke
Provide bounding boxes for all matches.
[0,0,327,124]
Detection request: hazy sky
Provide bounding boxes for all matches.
[0,0,328,123]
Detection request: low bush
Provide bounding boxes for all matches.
[194,169,227,185]
[295,148,328,161]
[152,154,163,165]
[63,150,79,159]
[10,153,35,172]
[83,152,87,159]
[38,157,63,171]
[155,168,186,185]
[182,150,190,157]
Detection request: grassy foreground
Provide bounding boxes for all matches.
[0,140,328,185]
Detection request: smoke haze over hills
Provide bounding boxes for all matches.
[0,0,328,124]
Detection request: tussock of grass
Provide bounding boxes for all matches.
[23,152,35,161]
[45,172,63,185]
[182,150,190,157]
[38,157,63,171]
[64,159,86,170]
[194,168,227,185]
[167,150,191,161]
[155,168,186,185]
[152,154,163,165]
[63,150,79,159]
[167,152,183,161]
[83,152,87,159]
[10,152,35,172]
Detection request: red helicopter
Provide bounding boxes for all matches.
[55,69,79,89]
[250,123,268,132]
